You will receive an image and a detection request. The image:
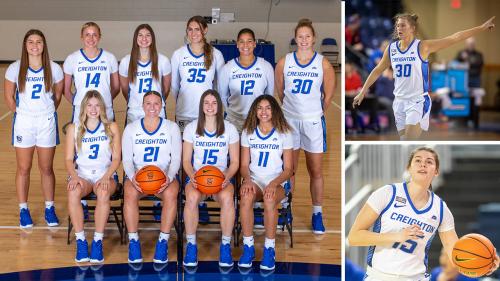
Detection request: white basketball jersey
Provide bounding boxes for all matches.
[75,122,112,175]
[170,45,224,120]
[63,49,118,108]
[183,120,239,172]
[119,53,171,120]
[241,127,293,179]
[218,57,274,122]
[389,39,429,99]
[5,60,63,114]
[282,52,324,120]
[366,182,448,276]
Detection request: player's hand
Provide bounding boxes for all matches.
[131,176,143,193]
[482,16,495,31]
[190,173,198,189]
[221,173,230,189]
[67,176,84,191]
[397,224,424,242]
[96,176,110,192]
[352,92,365,108]
[156,174,170,195]
[240,180,256,197]
[263,181,278,200]
[486,249,499,275]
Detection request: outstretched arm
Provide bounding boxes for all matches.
[420,16,495,59]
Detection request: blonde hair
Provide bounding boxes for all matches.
[76,90,113,151]
[393,13,419,40]
[81,22,102,38]
[295,18,316,37]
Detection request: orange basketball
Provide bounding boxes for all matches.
[452,233,495,277]
[194,165,224,195]
[135,165,166,195]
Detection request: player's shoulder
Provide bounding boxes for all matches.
[257,57,273,68]
[172,45,188,56]
[158,53,170,63]
[224,120,238,132]
[7,60,21,72]
[184,119,197,131]
[120,54,131,64]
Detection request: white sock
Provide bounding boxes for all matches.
[159,232,170,242]
[254,202,263,209]
[19,203,28,210]
[186,234,196,245]
[75,231,85,241]
[264,237,275,249]
[45,201,54,208]
[221,235,232,245]
[94,232,103,242]
[243,236,254,247]
[128,232,139,241]
[313,205,322,214]
[81,200,88,206]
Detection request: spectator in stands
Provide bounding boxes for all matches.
[367,40,390,73]
[430,248,479,281]
[456,37,483,88]
[346,14,365,67]
[374,67,395,130]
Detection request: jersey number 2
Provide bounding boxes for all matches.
[31,84,42,99]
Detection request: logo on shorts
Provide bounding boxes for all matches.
[16,136,23,143]
[313,122,319,125]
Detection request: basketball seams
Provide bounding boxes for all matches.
[468,236,494,258]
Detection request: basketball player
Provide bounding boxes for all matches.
[170,15,225,132]
[63,22,119,123]
[65,90,121,263]
[353,15,496,140]
[347,147,499,280]
[218,28,274,133]
[4,29,63,228]
[122,91,181,264]
[182,90,239,267]
[275,19,335,234]
[238,95,293,271]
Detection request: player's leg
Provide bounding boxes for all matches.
[123,179,143,263]
[67,178,94,262]
[260,184,286,270]
[404,124,422,140]
[238,180,263,268]
[183,181,203,266]
[36,146,59,226]
[306,152,326,234]
[214,183,235,267]
[153,178,179,264]
[15,146,35,228]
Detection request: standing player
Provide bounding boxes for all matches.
[275,19,335,234]
[65,90,121,263]
[353,15,496,140]
[238,95,293,270]
[64,22,119,123]
[122,91,181,264]
[170,15,225,132]
[218,28,274,133]
[348,147,499,280]
[119,24,171,125]
[4,29,63,228]
[182,90,239,267]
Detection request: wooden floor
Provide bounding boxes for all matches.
[0,65,341,273]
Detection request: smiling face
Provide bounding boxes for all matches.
[26,34,44,57]
[186,21,206,44]
[237,32,256,57]
[202,94,218,117]
[295,26,315,51]
[136,28,152,49]
[85,97,101,120]
[142,93,162,118]
[256,99,273,123]
[396,18,415,40]
[407,150,439,183]
[81,26,101,49]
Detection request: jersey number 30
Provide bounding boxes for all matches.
[291,79,313,94]
[395,64,412,78]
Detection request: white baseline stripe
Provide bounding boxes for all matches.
[331,100,341,110]
[0,111,12,121]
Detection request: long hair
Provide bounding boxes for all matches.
[187,15,213,70]
[81,22,101,38]
[406,146,440,190]
[18,29,53,93]
[392,13,419,40]
[76,90,113,151]
[243,95,291,134]
[128,24,159,84]
[294,18,316,37]
[196,90,225,137]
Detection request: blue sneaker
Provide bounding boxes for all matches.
[128,239,143,263]
[153,201,162,222]
[45,206,59,226]
[198,202,210,224]
[260,247,275,270]
[89,240,104,263]
[238,244,255,268]
[219,243,234,267]
[254,208,264,229]
[75,239,90,262]
[153,239,168,263]
[19,208,33,228]
[312,213,326,234]
[183,243,198,267]
[82,203,89,221]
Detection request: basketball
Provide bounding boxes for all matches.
[135,165,166,194]
[452,233,496,277]
[194,165,224,195]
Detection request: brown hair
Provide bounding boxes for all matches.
[128,24,159,84]
[18,29,53,93]
[243,95,291,134]
[142,90,162,103]
[196,90,225,137]
[294,18,316,37]
[187,15,213,70]
[76,90,113,151]
[237,28,256,41]
[393,13,418,40]
[81,22,102,37]
[406,146,440,172]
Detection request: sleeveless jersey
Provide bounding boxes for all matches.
[63,48,118,108]
[75,122,112,174]
[5,60,63,114]
[283,52,324,120]
[170,45,224,120]
[183,120,239,172]
[241,127,293,179]
[389,39,429,99]
[366,182,454,276]
[218,57,274,121]
[118,53,171,114]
